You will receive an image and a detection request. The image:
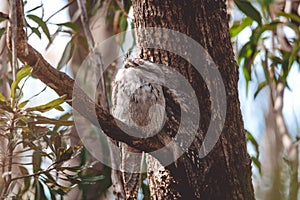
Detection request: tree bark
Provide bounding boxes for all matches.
[131,0,254,199]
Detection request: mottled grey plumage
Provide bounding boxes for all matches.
[111,58,165,199]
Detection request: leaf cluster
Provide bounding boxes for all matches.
[0,66,103,199]
[232,0,300,97]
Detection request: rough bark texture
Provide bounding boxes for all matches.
[132,0,254,199]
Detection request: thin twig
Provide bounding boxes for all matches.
[45,0,76,23]
[76,0,94,50]
[11,162,33,166]
[0,111,16,199]
[11,166,56,182]
[76,0,109,112]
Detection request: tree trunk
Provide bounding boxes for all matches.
[131,0,255,199]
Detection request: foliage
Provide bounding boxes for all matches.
[231,0,300,199]
[0,0,134,199]
[0,66,104,199]
[232,0,300,96]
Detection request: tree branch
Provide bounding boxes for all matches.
[10,0,18,81]
[8,0,173,159]
[76,0,94,50]
[0,12,9,19]
[11,166,56,182]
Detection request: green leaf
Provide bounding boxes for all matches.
[19,166,31,195]
[81,175,105,182]
[254,80,268,99]
[238,41,253,64]
[270,55,282,65]
[262,21,280,31]
[0,17,8,23]
[277,11,300,24]
[32,150,42,173]
[11,65,32,99]
[19,165,29,176]
[250,27,263,43]
[230,17,253,37]
[234,0,262,26]
[56,147,73,163]
[43,175,72,195]
[0,93,7,102]
[26,4,43,13]
[57,39,74,70]
[257,0,274,7]
[26,95,66,112]
[251,156,262,175]
[27,14,52,43]
[246,130,259,156]
[123,0,132,13]
[243,66,251,82]
[0,28,5,38]
[42,135,56,154]
[15,65,32,84]
[54,105,65,112]
[262,51,270,83]
[18,100,29,109]
[35,179,48,200]
[31,27,42,39]
[52,133,62,153]
[56,22,79,32]
[120,15,128,32]
[61,161,97,172]
[30,116,74,126]
[243,66,251,96]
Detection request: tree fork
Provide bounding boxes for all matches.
[6,0,182,163]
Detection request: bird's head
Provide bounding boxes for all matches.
[124,58,166,85]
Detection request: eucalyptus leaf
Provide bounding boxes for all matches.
[246,130,259,157]
[27,14,52,43]
[57,39,74,70]
[0,93,7,102]
[26,95,66,112]
[31,27,42,39]
[30,116,74,126]
[18,166,31,195]
[32,150,42,173]
[18,100,29,109]
[277,11,300,24]
[254,80,268,99]
[234,0,262,26]
[81,175,105,182]
[230,17,253,37]
[11,65,32,100]
[26,4,43,13]
[0,28,5,38]
[56,22,79,32]
[251,156,262,175]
